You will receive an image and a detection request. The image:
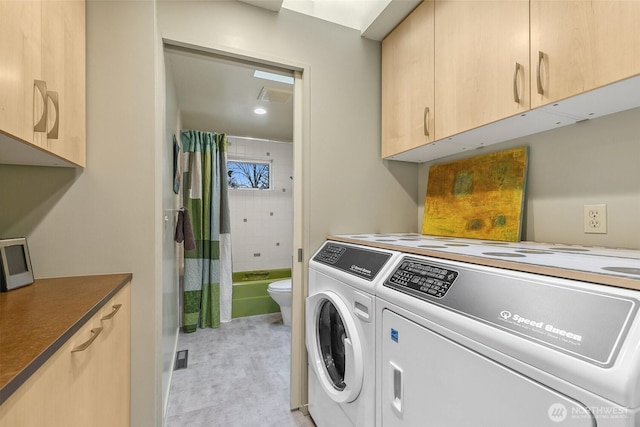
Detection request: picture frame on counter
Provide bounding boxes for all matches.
[0,237,35,292]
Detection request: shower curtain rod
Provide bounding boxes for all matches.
[225,134,293,144]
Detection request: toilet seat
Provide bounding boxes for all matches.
[268,279,292,293]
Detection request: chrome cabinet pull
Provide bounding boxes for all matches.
[33,80,60,139]
[423,106,430,137]
[34,80,48,132]
[101,304,122,321]
[71,327,103,352]
[513,62,521,103]
[46,91,59,139]
[536,51,545,95]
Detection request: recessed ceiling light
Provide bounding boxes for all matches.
[254,107,267,115]
[253,70,294,85]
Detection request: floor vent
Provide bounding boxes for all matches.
[174,349,188,370]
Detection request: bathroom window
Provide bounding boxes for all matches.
[227,159,271,190]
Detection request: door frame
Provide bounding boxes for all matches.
[162,38,311,412]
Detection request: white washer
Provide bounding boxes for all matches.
[306,241,399,427]
[376,254,640,427]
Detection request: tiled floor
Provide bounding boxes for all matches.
[165,313,316,427]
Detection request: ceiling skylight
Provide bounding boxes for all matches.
[253,70,294,85]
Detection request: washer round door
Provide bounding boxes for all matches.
[306,290,364,403]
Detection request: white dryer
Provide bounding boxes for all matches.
[306,241,399,427]
[375,254,640,427]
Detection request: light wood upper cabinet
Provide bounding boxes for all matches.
[0,1,44,148]
[0,0,85,167]
[41,0,86,166]
[381,1,434,158]
[381,0,640,162]
[434,0,529,140]
[531,0,640,109]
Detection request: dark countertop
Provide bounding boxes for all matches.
[0,273,132,405]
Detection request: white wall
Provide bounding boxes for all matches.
[227,137,294,272]
[418,107,640,250]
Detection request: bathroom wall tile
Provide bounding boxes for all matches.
[227,137,293,272]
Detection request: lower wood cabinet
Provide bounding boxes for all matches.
[0,283,130,427]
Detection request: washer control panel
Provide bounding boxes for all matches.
[385,257,458,299]
[313,244,346,265]
[313,242,392,281]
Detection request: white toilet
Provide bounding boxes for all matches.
[267,279,292,326]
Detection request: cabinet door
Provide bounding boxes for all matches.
[0,308,99,427]
[434,0,529,140]
[531,0,640,108]
[41,0,86,167]
[95,284,131,427]
[0,1,45,147]
[381,1,434,158]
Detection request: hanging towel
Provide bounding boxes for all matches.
[174,209,196,250]
[173,135,181,195]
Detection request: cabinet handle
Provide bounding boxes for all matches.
[513,62,521,103]
[423,106,430,137]
[536,51,545,95]
[34,80,48,132]
[46,91,59,139]
[101,304,122,321]
[71,327,103,352]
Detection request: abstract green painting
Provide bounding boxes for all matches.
[422,146,529,242]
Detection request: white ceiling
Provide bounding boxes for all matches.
[166,46,295,142]
[166,0,419,143]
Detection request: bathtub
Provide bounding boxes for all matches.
[231,268,291,318]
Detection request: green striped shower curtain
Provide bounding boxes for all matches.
[180,130,232,333]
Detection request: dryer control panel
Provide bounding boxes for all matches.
[383,255,640,367]
[385,257,458,299]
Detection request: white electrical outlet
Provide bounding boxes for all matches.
[584,204,607,234]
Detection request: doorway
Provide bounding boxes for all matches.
[161,41,309,418]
